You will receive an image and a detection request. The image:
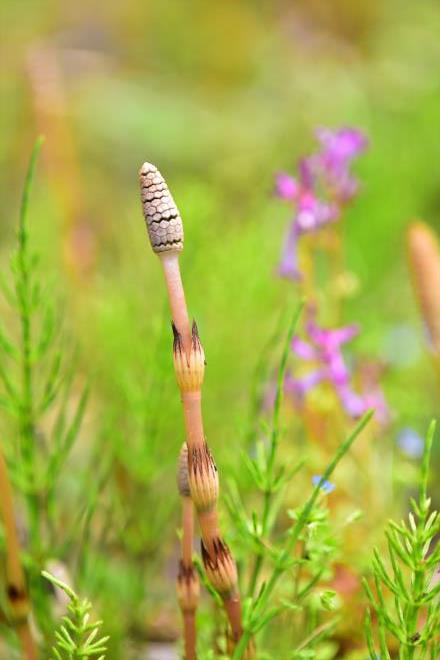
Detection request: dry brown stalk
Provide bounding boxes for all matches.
[0,444,37,659]
[176,560,199,660]
[177,444,199,660]
[139,163,247,654]
[407,221,440,360]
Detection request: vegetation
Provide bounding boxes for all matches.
[0,1,440,658]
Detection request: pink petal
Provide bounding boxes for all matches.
[291,337,317,360]
[275,173,298,201]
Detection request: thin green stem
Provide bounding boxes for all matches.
[402,422,435,659]
[421,420,435,510]
[267,301,304,474]
[16,139,44,553]
[245,307,285,449]
[247,301,304,598]
[294,619,336,654]
[247,491,269,598]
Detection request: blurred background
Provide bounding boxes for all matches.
[1,0,440,657]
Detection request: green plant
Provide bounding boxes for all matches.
[0,128,438,659]
[232,413,371,658]
[42,570,109,659]
[363,420,440,659]
[0,138,89,640]
[224,302,373,659]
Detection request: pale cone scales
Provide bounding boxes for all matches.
[139,162,184,253]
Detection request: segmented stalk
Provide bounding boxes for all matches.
[177,444,199,660]
[139,163,249,655]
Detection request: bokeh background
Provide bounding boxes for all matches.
[1,1,440,657]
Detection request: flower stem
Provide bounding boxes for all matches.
[247,302,304,598]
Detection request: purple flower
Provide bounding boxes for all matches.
[275,126,367,280]
[298,157,315,190]
[290,319,358,394]
[295,190,339,233]
[278,191,339,280]
[284,370,324,400]
[312,127,367,203]
[312,475,335,494]
[275,173,298,201]
[288,312,360,414]
[397,428,424,458]
[287,308,388,422]
[305,318,360,352]
[315,127,368,164]
[338,386,366,418]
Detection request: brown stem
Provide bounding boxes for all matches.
[183,611,197,660]
[178,451,197,659]
[198,509,221,553]
[17,622,38,660]
[0,453,24,598]
[177,554,199,659]
[0,444,37,659]
[182,496,194,567]
[161,258,244,641]
[182,392,205,449]
[224,594,243,642]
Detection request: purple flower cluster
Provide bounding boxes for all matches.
[276,127,367,280]
[272,126,388,422]
[285,307,389,422]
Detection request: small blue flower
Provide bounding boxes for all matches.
[397,428,424,459]
[312,475,336,494]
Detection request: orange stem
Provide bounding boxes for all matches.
[198,509,221,553]
[183,611,197,660]
[182,496,194,567]
[159,249,244,646]
[182,393,205,449]
[17,622,38,660]
[224,595,243,643]
[0,445,37,659]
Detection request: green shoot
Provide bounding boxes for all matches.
[42,571,109,659]
[363,421,440,659]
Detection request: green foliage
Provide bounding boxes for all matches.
[42,570,109,659]
[231,412,373,659]
[363,421,440,659]
[1,2,440,648]
[225,303,374,658]
[0,139,89,637]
